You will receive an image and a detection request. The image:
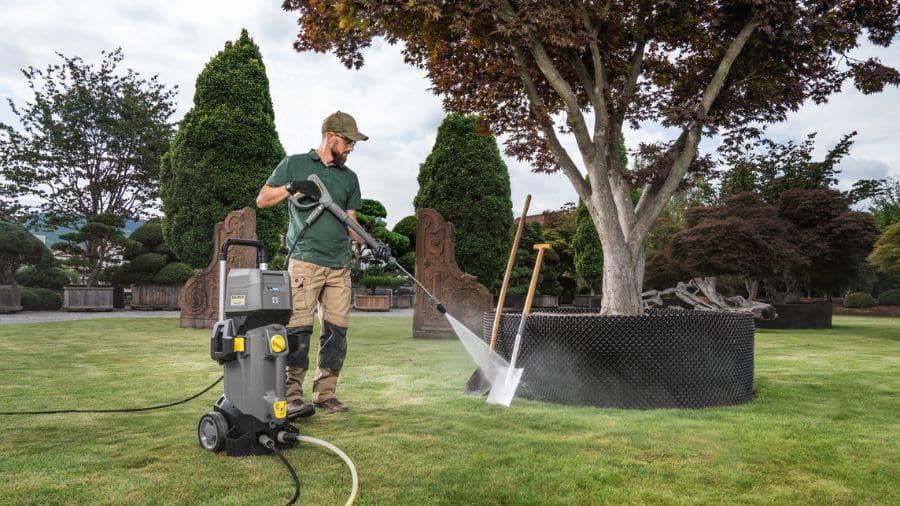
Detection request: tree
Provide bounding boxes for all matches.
[413,113,513,291]
[356,198,410,262]
[0,48,176,229]
[573,198,603,293]
[283,0,898,315]
[776,189,879,296]
[869,178,900,230]
[507,222,562,297]
[51,213,130,286]
[106,219,194,286]
[540,203,578,297]
[0,221,47,284]
[719,131,883,204]
[869,222,900,278]
[160,30,286,268]
[391,215,417,272]
[669,192,803,300]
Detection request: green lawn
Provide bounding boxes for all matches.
[0,315,897,505]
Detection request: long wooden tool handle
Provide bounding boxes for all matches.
[488,195,531,351]
[523,244,551,317]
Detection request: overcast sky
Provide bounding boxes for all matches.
[2,1,898,227]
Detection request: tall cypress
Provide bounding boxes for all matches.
[160,29,286,267]
[414,113,512,291]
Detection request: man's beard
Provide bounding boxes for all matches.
[331,146,347,166]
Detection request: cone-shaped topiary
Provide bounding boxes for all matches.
[160,29,286,267]
[413,113,512,291]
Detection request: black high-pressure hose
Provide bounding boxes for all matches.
[259,435,301,506]
[0,375,223,415]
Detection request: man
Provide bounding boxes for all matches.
[256,111,369,416]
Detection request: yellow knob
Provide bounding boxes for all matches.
[271,334,286,353]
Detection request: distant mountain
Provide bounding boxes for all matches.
[28,218,146,246]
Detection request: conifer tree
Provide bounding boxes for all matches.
[160,29,286,267]
[414,113,512,291]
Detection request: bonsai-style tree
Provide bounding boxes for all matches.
[669,192,803,300]
[776,189,879,296]
[356,198,410,261]
[51,213,130,287]
[161,29,286,268]
[507,222,562,297]
[0,48,176,229]
[0,221,47,285]
[283,0,897,315]
[414,113,513,291]
[107,219,194,286]
[869,222,900,278]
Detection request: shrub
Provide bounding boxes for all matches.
[20,287,61,311]
[160,30,286,268]
[0,221,48,284]
[130,253,168,274]
[414,113,512,291]
[16,264,76,291]
[844,291,876,308]
[877,288,900,306]
[153,262,195,285]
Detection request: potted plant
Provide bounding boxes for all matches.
[355,268,404,311]
[52,214,130,311]
[0,221,48,313]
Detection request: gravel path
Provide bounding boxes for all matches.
[0,308,412,325]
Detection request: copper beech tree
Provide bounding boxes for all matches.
[283,0,899,315]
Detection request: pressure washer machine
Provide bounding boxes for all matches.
[197,238,299,456]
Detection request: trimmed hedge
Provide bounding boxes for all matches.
[20,287,62,311]
[877,288,900,306]
[153,262,194,284]
[844,291,876,308]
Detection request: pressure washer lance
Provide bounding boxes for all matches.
[293,175,447,314]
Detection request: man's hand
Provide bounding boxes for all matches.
[371,243,392,263]
[286,180,321,201]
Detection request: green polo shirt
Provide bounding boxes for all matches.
[266,150,362,268]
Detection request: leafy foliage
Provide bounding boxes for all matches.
[844,292,876,309]
[776,189,879,296]
[0,221,48,284]
[284,0,898,315]
[868,178,900,229]
[50,213,129,287]
[110,219,193,285]
[877,288,900,306]
[868,222,900,278]
[670,192,802,286]
[719,132,883,204]
[539,204,578,298]
[506,223,561,297]
[160,30,286,267]
[153,262,194,285]
[414,113,512,291]
[19,287,62,311]
[16,262,77,291]
[0,48,176,228]
[573,199,603,293]
[356,198,410,259]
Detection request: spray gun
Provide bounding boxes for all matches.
[287,175,447,314]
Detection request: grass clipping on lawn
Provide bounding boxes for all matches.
[0,315,897,504]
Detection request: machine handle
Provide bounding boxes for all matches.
[219,238,269,266]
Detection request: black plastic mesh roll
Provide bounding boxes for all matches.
[482,309,755,408]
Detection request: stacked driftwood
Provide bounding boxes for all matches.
[642,277,777,320]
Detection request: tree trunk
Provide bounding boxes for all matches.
[600,246,644,315]
[745,279,758,301]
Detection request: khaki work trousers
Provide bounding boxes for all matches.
[285,259,351,403]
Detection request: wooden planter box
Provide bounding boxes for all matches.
[63,286,114,311]
[0,285,23,313]
[392,293,413,309]
[755,302,832,329]
[131,284,183,310]
[531,294,559,308]
[354,294,390,311]
[572,295,601,309]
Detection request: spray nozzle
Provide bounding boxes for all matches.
[434,302,447,314]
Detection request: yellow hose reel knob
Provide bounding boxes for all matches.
[271,334,286,353]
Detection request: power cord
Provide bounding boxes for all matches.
[0,375,224,415]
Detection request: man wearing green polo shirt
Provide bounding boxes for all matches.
[256,111,369,416]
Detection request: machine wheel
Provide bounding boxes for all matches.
[198,412,229,452]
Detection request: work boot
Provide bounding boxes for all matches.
[286,400,316,419]
[313,397,349,413]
